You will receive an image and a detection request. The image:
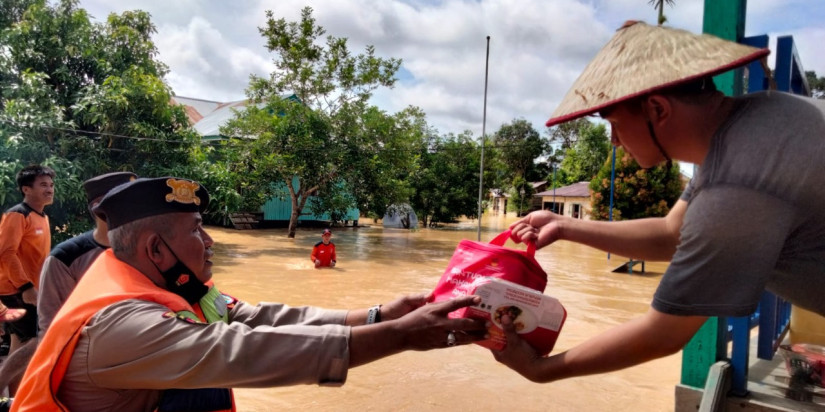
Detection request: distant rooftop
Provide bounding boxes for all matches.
[171,94,298,139]
[534,181,590,197]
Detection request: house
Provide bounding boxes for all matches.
[171,95,359,226]
[488,188,509,215]
[529,181,548,211]
[488,181,548,215]
[534,181,592,220]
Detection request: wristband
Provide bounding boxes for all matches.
[18,282,33,292]
[366,305,382,324]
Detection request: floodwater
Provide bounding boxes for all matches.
[208,213,681,411]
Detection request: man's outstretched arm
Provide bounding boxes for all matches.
[492,306,707,383]
[510,199,687,261]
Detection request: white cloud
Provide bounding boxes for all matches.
[78,0,825,137]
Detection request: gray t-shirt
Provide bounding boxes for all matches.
[653,91,825,317]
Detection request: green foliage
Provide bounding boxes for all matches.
[492,118,547,180]
[229,6,411,236]
[648,0,676,25]
[336,105,422,219]
[0,0,208,241]
[249,6,400,114]
[409,132,483,227]
[559,122,610,185]
[308,182,357,224]
[589,147,683,221]
[545,117,592,165]
[807,71,825,99]
[509,176,535,217]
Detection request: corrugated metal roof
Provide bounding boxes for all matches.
[535,181,591,197]
[170,96,222,122]
[191,100,258,137]
[172,94,298,138]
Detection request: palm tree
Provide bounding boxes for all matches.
[648,0,675,25]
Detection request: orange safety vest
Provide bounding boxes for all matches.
[12,250,235,412]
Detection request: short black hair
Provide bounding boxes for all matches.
[16,165,56,194]
[659,77,718,103]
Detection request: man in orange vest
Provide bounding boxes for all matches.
[0,172,137,407]
[13,177,486,411]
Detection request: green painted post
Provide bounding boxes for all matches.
[679,0,748,389]
[703,0,747,97]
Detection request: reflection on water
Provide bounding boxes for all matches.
[209,213,680,411]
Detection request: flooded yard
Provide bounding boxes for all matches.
[208,214,681,411]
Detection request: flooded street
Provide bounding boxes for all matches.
[208,214,681,411]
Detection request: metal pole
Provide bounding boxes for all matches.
[552,165,556,213]
[608,145,616,260]
[477,35,490,241]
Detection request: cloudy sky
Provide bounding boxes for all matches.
[79,0,825,140]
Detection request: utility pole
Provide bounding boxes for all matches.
[477,35,490,241]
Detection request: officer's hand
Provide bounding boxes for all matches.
[314,259,321,267]
[393,296,487,351]
[380,292,431,321]
[330,260,336,267]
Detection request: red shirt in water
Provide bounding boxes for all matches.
[311,242,336,267]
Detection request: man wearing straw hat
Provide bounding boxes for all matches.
[12,177,486,411]
[499,21,825,382]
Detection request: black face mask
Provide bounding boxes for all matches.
[152,237,209,304]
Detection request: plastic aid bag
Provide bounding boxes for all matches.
[431,230,566,355]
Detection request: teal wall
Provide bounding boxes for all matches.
[261,177,359,221]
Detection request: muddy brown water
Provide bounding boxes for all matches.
[208,214,680,411]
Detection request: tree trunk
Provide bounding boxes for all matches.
[288,195,300,238]
[658,2,665,25]
[401,213,410,229]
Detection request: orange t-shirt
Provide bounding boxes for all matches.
[0,203,50,294]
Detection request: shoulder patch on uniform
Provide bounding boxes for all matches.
[51,231,100,266]
[221,293,238,309]
[162,310,205,324]
[6,203,30,217]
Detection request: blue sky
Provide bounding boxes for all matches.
[78,0,824,151]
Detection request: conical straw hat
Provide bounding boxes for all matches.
[546,21,769,127]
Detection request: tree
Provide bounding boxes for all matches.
[545,117,591,163]
[408,132,483,228]
[806,71,825,99]
[648,0,675,26]
[509,176,535,217]
[558,122,610,185]
[1,0,205,240]
[331,105,424,222]
[590,147,683,221]
[232,6,405,237]
[493,118,547,180]
[222,99,340,238]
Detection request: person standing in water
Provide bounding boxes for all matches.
[311,228,337,268]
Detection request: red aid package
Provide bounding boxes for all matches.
[431,230,567,355]
[463,277,566,355]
